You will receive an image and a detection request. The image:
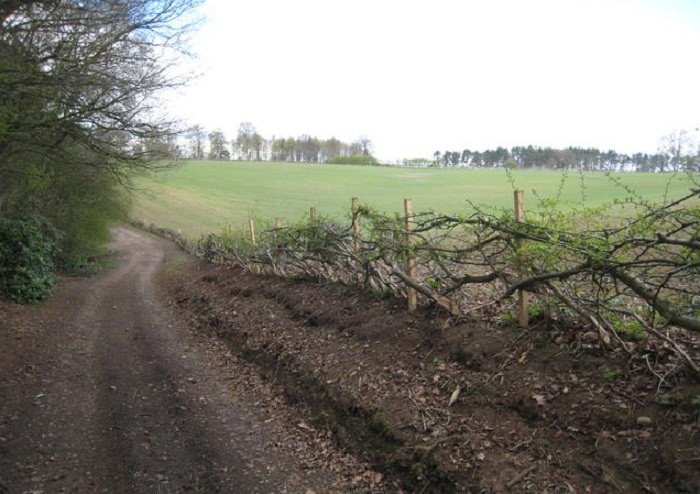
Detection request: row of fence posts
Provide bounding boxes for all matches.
[240,191,530,327]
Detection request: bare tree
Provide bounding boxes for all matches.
[0,0,202,190]
[0,0,202,265]
[234,122,264,161]
[658,129,696,172]
[187,125,207,160]
[207,130,227,160]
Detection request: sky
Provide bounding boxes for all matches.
[168,0,700,162]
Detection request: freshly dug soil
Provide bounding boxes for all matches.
[161,247,700,493]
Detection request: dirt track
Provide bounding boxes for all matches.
[0,227,378,493]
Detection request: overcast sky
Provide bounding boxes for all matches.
[168,0,700,161]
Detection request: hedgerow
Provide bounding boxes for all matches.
[189,173,700,373]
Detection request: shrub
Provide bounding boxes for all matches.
[326,155,379,166]
[0,214,60,302]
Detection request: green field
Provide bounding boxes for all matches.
[131,161,694,237]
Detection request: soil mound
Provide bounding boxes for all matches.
[162,258,700,493]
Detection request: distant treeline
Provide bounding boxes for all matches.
[175,123,698,172]
[430,143,698,173]
[183,122,374,164]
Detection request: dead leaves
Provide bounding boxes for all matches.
[448,385,461,407]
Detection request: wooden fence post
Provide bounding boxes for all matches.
[246,218,259,273]
[308,207,320,275]
[514,190,529,328]
[351,197,361,260]
[404,198,417,312]
[249,218,256,246]
[274,217,283,269]
[351,197,362,282]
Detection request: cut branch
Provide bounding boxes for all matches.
[610,267,700,334]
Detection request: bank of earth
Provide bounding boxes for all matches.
[163,238,700,493]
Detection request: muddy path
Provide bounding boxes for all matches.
[0,226,384,494]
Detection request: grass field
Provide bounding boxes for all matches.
[130,161,694,237]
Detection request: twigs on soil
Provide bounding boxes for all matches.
[506,464,538,489]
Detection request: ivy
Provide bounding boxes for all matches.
[0,214,61,303]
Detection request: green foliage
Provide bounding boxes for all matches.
[601,368,623,380]
[131,220,192,252]
[498,312,518,327]
[326,155,379,166]
[1,0,199,296]
[197,231,250,262]
[0,214,60,303]
[657,393,676,406]
[49,165,128,270]
[5,158,129,271]
[528,303,546,320]
[610,317,648,341]
[426,277,443,290]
